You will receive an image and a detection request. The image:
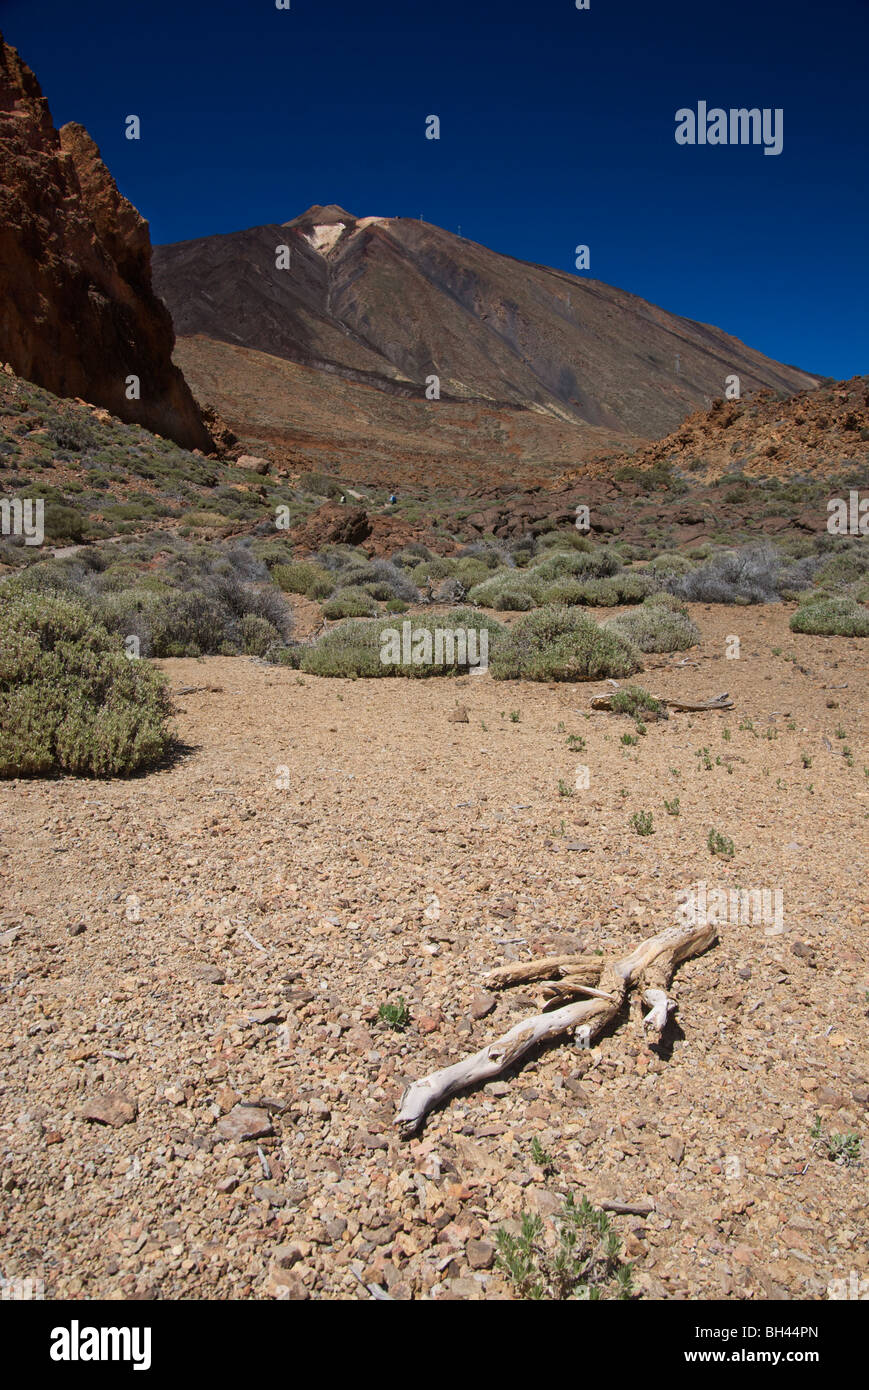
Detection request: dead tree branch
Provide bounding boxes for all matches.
[395,922,717,1138]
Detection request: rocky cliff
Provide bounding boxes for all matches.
[0,34,212,452]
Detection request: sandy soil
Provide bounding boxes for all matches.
[0,603,866,1301]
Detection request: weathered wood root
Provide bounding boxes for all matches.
[485,955,603,990]
[395,922,717,1138]
[590,687,733,713]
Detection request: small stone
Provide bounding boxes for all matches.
[248,1006,284,1025]
[67,922,86,937]
[253,1184,286,1207]
[191,965,225,984]
[665,1135,685,1164]
[816,1086,845,1109]
[215,1177,238,1194]
[81,1091,138,1127]
[215,1085,238,1113]
[470,992,496,1021]
[418,1011,442,1034]
[214,1105,274,1142]
[448,706,469,724]
[466,1238,495,1270]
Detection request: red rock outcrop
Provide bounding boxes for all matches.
[0,34,213,452]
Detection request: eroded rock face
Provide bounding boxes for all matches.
[0,34,212,451]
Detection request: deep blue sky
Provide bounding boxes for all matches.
[4,0,867,379]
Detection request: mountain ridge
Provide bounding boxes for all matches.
[153,206,818,448]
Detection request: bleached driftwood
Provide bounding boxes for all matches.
[485,955,602,990]
[395,921,717,1138]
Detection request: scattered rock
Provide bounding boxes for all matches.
[80,1091,138,1127]
[214,1105,274,1143]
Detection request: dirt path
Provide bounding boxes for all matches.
[0,604,866,1300]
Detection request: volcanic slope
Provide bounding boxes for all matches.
[153,205,818,450]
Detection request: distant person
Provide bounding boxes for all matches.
[388,492,397,505]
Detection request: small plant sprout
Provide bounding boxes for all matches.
[378,998,410,1032]
[664,796,680,816]
[558,779,575,798]
[630,810,654,836]
[495,1194,634,1300]
[811,1116,862,1167]
[707,828,735,858]
[530,1137,556,1173]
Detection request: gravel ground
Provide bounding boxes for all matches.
[0,603,866,1301]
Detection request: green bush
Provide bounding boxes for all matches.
[468,573,538,610]
[535,530,595,553]
[239,613,282,656]
[789,595,869,636]
[0,589,173,778]
[272,561,335,599]
[301,609,503,678]
[321,588,378,619]
[605,598,700,652]
[529,548,620,584]
[43,503,87,543]
[644,551,694,577]
[489,607,642,683]
[609,684,665,717]
[411,557,457,585]
[540,573,655,607]
[454,557,491,588]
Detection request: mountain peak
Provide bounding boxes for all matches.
[283,204,356,229]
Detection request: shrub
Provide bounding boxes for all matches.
[43,503,87,543]
[489,607,642,682]
[468,573,538,610]
[327,557,419,603]
[411,556,456,585]
[496,1193,634,1300]
[454,557,491,588]
[609,684,665,718]
[708,828,735,858]
[272,561,335,598]
[535,530,595,553]
[605,598,700,652]
[296,471,344,500]
[630,810,654,835]
[301,609,503,678]
[789,595,869,636]
[0,589,173,778]
[321,588,378,619]
[569,573,656,606]
[47,416,100,455]
[239,613,282,656]
[529,548,620,584]
[644,551,694,577]
[665,543,810,605]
